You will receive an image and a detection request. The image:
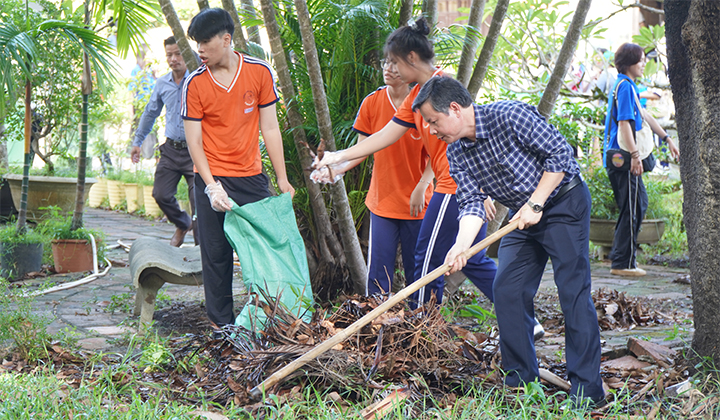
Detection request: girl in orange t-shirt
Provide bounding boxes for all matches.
[314,17,497,309]
[352,61,433,296]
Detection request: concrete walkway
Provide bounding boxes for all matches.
[16,207,692,353]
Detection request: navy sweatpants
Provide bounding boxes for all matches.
[493,183,604,402]
[411,192,497,308]
[366,212,422,296]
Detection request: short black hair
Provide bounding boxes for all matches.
[163,36,176,47]
[187,8,235,43]
[614,43,644,75]
[412,76,472,114]
[384,17,434,64]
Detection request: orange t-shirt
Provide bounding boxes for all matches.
[391,69,457,195]
[182,52,279,177]
[353,86,432,220]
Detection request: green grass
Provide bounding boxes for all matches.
[0,368,717,419]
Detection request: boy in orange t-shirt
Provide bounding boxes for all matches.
[182,8,294,329]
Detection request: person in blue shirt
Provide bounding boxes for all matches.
[131,36,196,247]
[602,43,679,277]
[411,75,606,409]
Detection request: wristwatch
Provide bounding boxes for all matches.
[527,199,544,213]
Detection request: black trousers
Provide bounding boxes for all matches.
[152,142,195,231]
[606,168,647,269]
[493,183,603,402]
[195,173,271,327]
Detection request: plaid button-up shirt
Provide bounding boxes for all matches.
[447,101,580,221]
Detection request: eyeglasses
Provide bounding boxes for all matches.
[380,59,392,69]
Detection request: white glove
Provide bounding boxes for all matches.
[310,160,351,184]
[204,181,232,212]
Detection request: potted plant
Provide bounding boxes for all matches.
[37,207,105,274]
[0,223,44,281]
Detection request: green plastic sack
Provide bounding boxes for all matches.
[224,193,313,331]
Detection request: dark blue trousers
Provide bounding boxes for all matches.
[195,173,271,327]
[411,192,497,308]
[366,212,422,296]
[607,168,647,270]
[493,183,604,401]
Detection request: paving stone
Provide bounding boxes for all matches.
[88,326,134,336]
[78,337,109,351]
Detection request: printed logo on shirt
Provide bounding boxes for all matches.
[245,107,254,114]
[244,90,256,106]
[422,120,429,129]
[410,129,422,140]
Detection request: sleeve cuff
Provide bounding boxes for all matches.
[391,116,416,129]
[182,116,202,121]
[352,127,372,137]
[258,97,280,108]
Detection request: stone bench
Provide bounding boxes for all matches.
[129,237,203,328]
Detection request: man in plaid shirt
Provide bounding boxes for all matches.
[412,76,605,408]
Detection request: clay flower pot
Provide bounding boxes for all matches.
[51,239,93,273]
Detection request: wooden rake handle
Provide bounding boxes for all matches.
[249,219,520,400]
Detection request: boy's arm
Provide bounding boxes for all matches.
[259,103,295,196]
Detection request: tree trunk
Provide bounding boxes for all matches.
[456,0,487,86]
[257,0,346,281]
[467,0,509,96]
[422,0,438,30]
[220,0,249,52]
[293,0,368,293]
[665,0,720,369]
[465,0,510,233]
[159,0,200,72]
[197,0,209,10]
[536,0,592,119]
[16,79,32,234]
[399,0,414,27]
[71,51,92,232]
[241,0,262,46]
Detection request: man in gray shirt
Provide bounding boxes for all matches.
[131,36,195,247]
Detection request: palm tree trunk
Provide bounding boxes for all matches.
[159,0,200,72]
[197,0,209,10]
[221,0,249,52]
[71,53,91,231]
[456,0,487,86]
[294,0,368,293]
[467,0,509,97]
[422,0,438,29]
[241,0,262,46]
[70,5,94,232]
[536,0,592,119]
[399,0,414,27]
[16,79,31,234]
[257,0,344,267]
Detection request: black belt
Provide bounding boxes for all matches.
[167,138,187,149]
[550,175,583,205]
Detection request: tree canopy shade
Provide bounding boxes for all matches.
[665,0,720,370]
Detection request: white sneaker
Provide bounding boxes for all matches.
[533,317,545,341]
